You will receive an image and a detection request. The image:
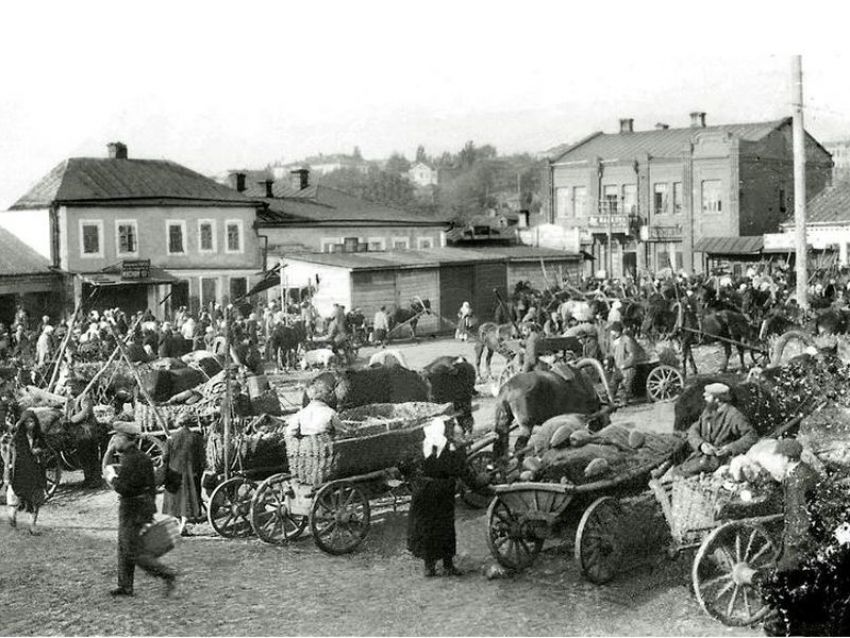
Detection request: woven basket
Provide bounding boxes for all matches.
[140,517,180,557]
[670,475,724,542]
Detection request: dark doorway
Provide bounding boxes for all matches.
[623,252,637,280]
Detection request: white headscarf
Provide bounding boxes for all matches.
[422,417,450,458]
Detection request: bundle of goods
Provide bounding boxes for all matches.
[285,402,452,484]
[524,418,685,486]
[766,351,850,413]
[205,424,289,475]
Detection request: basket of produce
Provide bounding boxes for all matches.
[205,429,289,474]
[337,402,454,438]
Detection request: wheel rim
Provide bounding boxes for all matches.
[209,477,256,539]
[486,496,543,571]
[137,436,165,469]
[693,522,776,626]
[250,474,308,545]
[576,497,622,585]
[42,449,62,500]
[459,450,502,509]
[310,482,370,555]
[646,365,684,402]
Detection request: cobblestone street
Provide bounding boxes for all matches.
[0,338,759,636]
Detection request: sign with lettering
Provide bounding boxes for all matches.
[122,259,151,280]
[646,225,683,242]
[587,214,629,229]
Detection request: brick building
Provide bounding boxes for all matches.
[546,113,833,276]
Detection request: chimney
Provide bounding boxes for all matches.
[228,171,247,193]
[619,118,634,134]
[690,111,707,128]
[262,179,275,198]
[107,142,128,159]
[290,168,310,191]
[655,123,670,130]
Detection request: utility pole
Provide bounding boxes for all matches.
[792,55,808,310]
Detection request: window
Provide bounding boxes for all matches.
[653,183,668,215]
[555,187,572,217]
[321,238,341,253]
[167,221,186,255]
[573,187,587,217]
[602,185,618,214]
[225,220,243,253]
[343,237,359,253]
[417,237,434,249]
[229,277,247,302]
[368,238,386,251]
[116,220,138,256]
[701,180,722,214]
[198,220,216,253]
[673,183,683,215]
[200,277,217,309]
[79,220,103,258]
[621,184,637,215]
[391,237,410,250]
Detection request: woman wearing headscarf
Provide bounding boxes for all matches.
[161,415,205,536]
[407,417,489,577]
[455,302,473,341]
[4,410,48,534]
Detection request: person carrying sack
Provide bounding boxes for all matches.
[103,423,177,598]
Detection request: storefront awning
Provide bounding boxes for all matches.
[81,265,178,287]
[693,236,764,255]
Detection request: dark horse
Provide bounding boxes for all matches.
[267,320,307,371]
[390,298,432,341]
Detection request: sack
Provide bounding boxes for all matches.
[140,517,180,557]
[164,468,182,494]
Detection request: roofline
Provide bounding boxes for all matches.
[10,197,264,211]
[283,249,584,271]
[549,131,605,164]
[256,219,449,228]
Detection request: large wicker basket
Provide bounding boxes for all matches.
[669,475,724,544]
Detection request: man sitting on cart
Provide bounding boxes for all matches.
[286,380,346,438]
[677,383,757,477]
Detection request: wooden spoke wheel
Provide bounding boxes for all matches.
[575,496,623,585]
[692,521,777,626]
[208,477,257,539]
[59,448,82,472]
[459,450,503,509]
[136,435,166,470]
[309,481,371,555]
[42,448,62,500]
[645,364,684,403]
[250,473,308,545]
[486,495,546,572]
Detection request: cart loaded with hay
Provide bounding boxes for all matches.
[247,401,470,554]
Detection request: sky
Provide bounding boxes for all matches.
[2,0,850,256]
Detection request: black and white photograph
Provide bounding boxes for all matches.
[3,2,850,636]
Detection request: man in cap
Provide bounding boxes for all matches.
[66,375,103,487]
[679,383,757,476]
[103,423,176,597]
[606,321,647,403]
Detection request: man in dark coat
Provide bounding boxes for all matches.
[103,425,176,597]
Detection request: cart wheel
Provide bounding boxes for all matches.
[459,450,504,509]
[137,435,166,470]
[645,364,684,403]
[310,481,371,555]
[575,496,622,585]
[42,448,62,500]
[497,362,518,389]
[208,477,257,539]
[250,473,308,545]
[486,495,544,572]
[693,521,777,626]
[59,448,82,472]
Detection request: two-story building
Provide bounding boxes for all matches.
[8,142,264,316]
[236,169,449,259]
[547,113,833,276]
[408,162,439,187]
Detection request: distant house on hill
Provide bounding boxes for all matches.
[408,162,438,187]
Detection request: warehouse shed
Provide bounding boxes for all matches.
[283,246,584,336]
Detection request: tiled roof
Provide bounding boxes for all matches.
[251,184,448,226]
[551,119,790,163]
[0,226,52,276]
[11,158,259,210]
[792,182,850,225]
[693,236,764,255]
[284,245,582,271]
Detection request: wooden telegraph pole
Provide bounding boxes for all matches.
[792,55,809,310]
[222,305,232,482]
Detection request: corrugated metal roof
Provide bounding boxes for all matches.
[11,158,259,210]
[253,184,448,226]
[0,226,52,276]
[797,182,850,225]
[693,236,764,254]
[284,246,583,271]
[551,119,789,163]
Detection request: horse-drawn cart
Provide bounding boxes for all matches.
[247,402,464,553]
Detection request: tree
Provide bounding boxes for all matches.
[362,169,415,207]
[384,152,410,174]
[352,146,363,161]
[415,145,428,164]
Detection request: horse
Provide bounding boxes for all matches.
[390,298,431,341]
[267,320,306,371]
[473,321,517,380]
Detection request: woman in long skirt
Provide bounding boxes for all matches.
[161,417,205,535]
[5,410,48,535]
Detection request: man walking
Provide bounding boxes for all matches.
[103,424,176,597]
